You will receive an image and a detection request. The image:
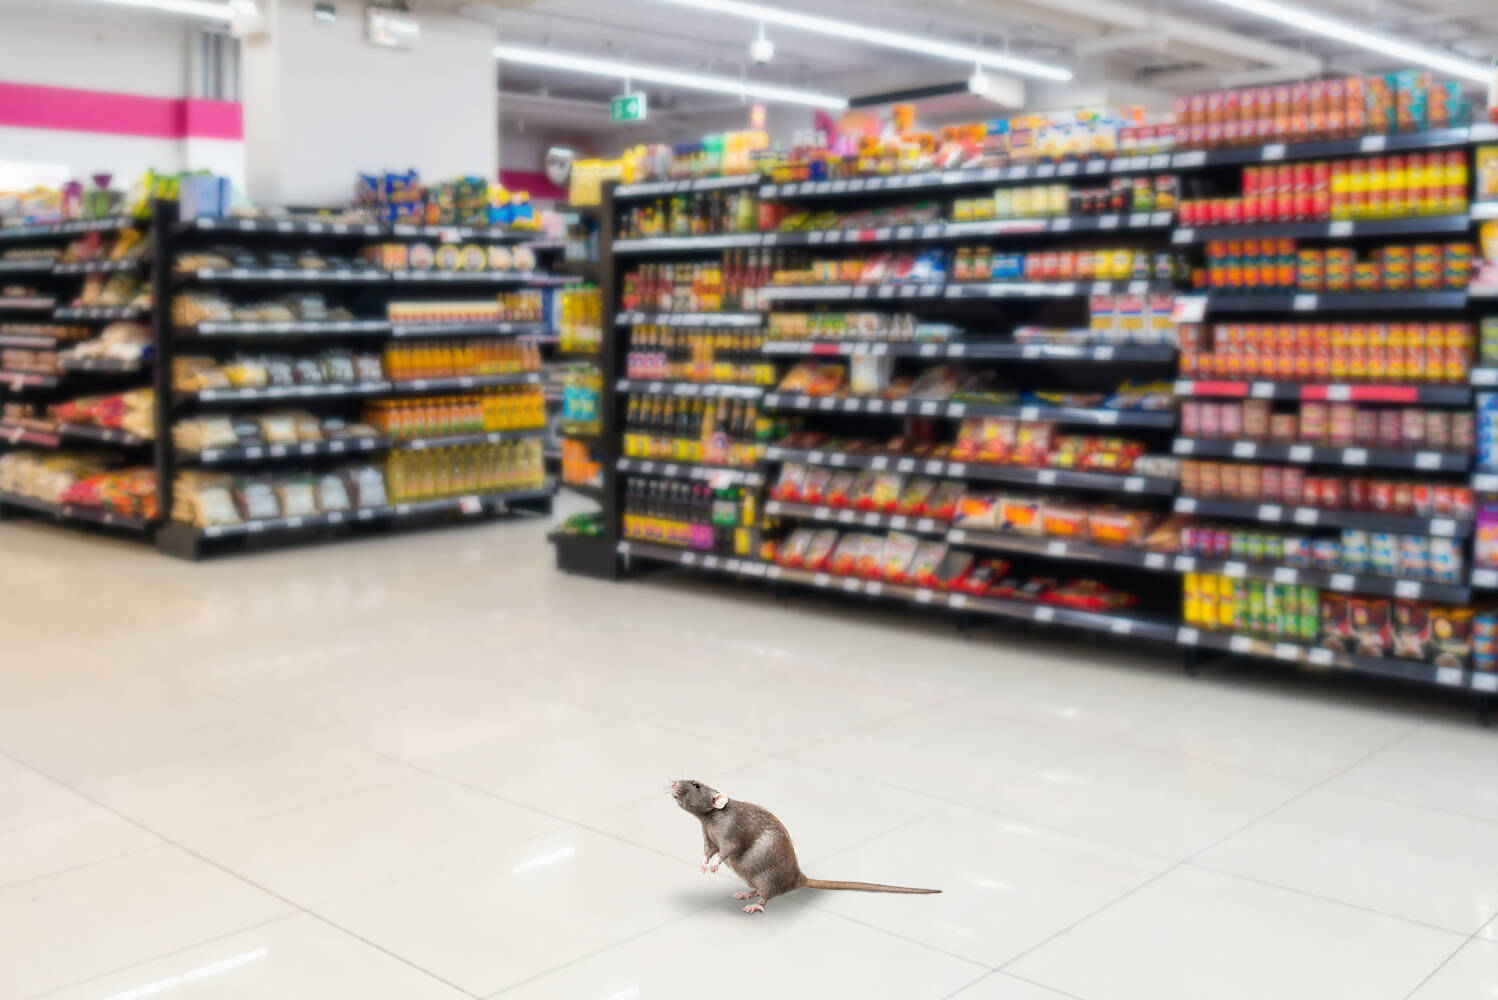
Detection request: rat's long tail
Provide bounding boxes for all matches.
[802,877,940,894]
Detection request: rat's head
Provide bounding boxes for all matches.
[669,779,728,815]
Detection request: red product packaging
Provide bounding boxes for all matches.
[1393,481,1414,515]
[1347,476,1368,510]
[1370,479,1395,512]
[1282,466,1305,504]
[1262,464,1283,501]
[1413,484,1434,517]
[1433,484,1454,516]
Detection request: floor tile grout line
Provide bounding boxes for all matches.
[993,721,1436,980]
[1184,860,1474,938]
[0,748,490,1000]
[0,842,164,895]
[1399,934,1479,1000]
[23,914,294,1000]
[938,969,1090,1000]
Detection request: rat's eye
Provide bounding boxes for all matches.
[692,782,700,790]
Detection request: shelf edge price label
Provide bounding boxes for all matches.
[1293,508,1319,525]
[1223,561,1246,578]
[1109,618,1132,635]
[1232,441,1256,458]
[1343,447,1367,466]
[1431,518,1457,537]
[1036,469,1057,485]
[1177,626,1200,645]
[1292,294,1317,312]
[459,496,482,515]
[1262,143,1286,160]
[1288,444,1314,463]
[1394,580,1421,599]
[1176,497,1197,514]
[1328,220,1354,238]
[1308,647,1333,666]
[1414,451,1441,470]
[1229,634,1254,653]
[1047,539,1067,557]
[1144,551,1167,570]
[1329,573,1355,591]
[1474,673,1498,693]
[1034,605,1055,622]
[1273,566,1298,584]
[1436,666,1464,687]
[915,588,933,604]
[1274,642,1301,662]
[949,593,968,609]
[1257,504,1282,521]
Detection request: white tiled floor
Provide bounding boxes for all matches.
[3,510,1497,999]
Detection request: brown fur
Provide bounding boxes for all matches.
[669,779,940,912]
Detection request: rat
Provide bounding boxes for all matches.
[668,778,940,914]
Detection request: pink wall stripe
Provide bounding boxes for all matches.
[499,169,567,201]
[0,81,242,140]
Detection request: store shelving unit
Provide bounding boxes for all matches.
[556,122,1498,706]
[0,201,574,557]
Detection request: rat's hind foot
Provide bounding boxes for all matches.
[742,903,764,914]
[733,891,758,899]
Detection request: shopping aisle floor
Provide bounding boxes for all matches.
[4,516,1498,1000]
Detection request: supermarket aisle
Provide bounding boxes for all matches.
[3,517,1498,1000]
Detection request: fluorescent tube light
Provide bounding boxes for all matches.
[1198,0,1488,83]
[643,0,1073,82]
[495,46,849,109]
[63,0,235,17]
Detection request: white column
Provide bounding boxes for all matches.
[242,0,498,207]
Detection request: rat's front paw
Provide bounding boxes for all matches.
[700,855,711,874]
[707,853,722,873]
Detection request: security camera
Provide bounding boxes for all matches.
[750,36,774,65]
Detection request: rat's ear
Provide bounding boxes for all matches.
[711,792,729,810]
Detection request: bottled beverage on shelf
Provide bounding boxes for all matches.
[622,475,754,554]
[559,285,602,353]
[384,439,545,501]
[625,325,772,383]
[561,439,602,487]
[621,393,773,466]
[497,290,547,322]
[383,340,541,380]
[362,388,546,438]
[620,252,769,312]
[618,187,761,239]
[561,365,602,434]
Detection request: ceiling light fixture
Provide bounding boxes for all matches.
[494,46,849,109]
[643,0,1072,82]
[64,0,235,17]
[1197,0,1488,83]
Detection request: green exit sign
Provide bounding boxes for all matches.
[611,92,647,123]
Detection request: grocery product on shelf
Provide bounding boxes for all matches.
[622,131,770,184]
[559,285,601,353]
[1200,239,1474,293]
[57,321,152,365]
[1182,399,1473,451]
[354,171,538,229]
[1185,573,1320,642]
[560,366,602,435]
[54,388,155,439]
[0,451,154,517]
[363,241,537,273]
[173,291,357,327]
[762,200,941,233]
[950,246,1187,284]
[621,255,769,312]
[1177,522,1463,584]
[362,388,545,438]
[171,466,389,526]
[383,439,545,501]
[562,439,602,489]
[1179,153,1468,226]
[382,340,539,381]
[952,176,1178,221]
[173,411,381,453]
[618,187,761,238]
[1179,321,1472,382]
[774,248,947,285]
[626,325,772,384]
[172,351,385,391]
[1173,74,1470,151]
[175,248,383,276]
[623,475,755,554]
[766,312,939,343]
[623,394,769,467]
[1179,459,1473,516]
[66,270,147,309]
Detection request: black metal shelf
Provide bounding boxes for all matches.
[614,457,763,486]
[53,305,147,321]
[1171,553,1469,603]
[763,499,951,536]
[615,311,764,327]
[191,484,556,539]
[0,216,140,241]
[560,480,607,502]
[1170,214,1471,244]
[615,378,766,399]
[0,297,58,311]
[0,489,151,531]
[182,217,384,237]
[946,279,1178,300]
[1173,379,1470,405]
[1174,496,1467,537]
[948,527,1176,572]
[1173,438,1470,472]
[617,539,1179,642]
[389,321,549,338]
[189,371,542,404]
[179,319,392,337]
[1198,291,1468,313]
[56,423,150,447]
[180,267,387,284]
[54,259,148,275]
[757,283,946,304]
[755,155,1178,200]
[388,269,568,285]
[187,436,388,465]
[0,259,57,274]
[760,391,1175,427]
[389,223,543,242]
[762,340,1176,363]
[1177,627,1473,690]
[1169,126,1471,169]
[57,356,148,373]
[763,444,1174,495]
[614,174,762,199]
